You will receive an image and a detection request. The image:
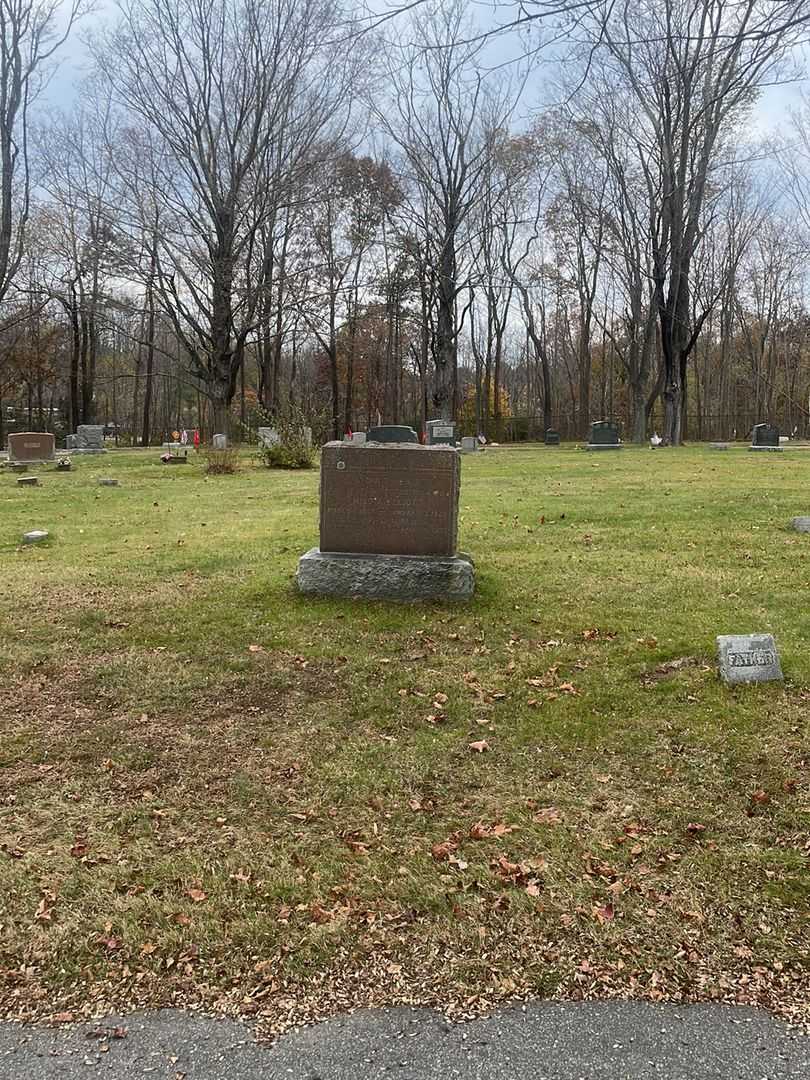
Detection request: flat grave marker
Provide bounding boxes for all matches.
[717,634,783,686]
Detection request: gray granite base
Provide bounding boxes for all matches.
[72,447,107,455]
[296,548,475,601]
[748,446,782,452]
[586,444,623,451]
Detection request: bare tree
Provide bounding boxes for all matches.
[374,1,522,418]
[0,0,87,309]
[93,0,359,435]
[585,0,810,444]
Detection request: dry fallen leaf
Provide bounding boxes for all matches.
[593,903,615,924]
[187,887,207,903]
[468,740,490,753]
[431,832,461,860]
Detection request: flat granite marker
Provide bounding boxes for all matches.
[297,441,474,600]
[717,634,783,686]
[23,530,49,544]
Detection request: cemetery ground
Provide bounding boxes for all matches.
[1,446,808,1036]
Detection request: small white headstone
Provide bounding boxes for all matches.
[792,517,810,533]
[350,432,367,445]
[212,433,227,450]
[717,634,783,686]
[460,436,477,453]
[23,530,48,544]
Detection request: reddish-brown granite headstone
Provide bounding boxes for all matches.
[8,432,55,462]
[319,442,459,557]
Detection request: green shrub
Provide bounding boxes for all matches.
[203,446,240,474]
[257,403,317,470]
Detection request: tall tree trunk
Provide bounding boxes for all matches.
[141,272,156,447]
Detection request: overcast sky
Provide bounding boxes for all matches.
[41,0,807,140]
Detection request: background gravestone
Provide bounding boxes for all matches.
[257,427,279,448]
[75,425,106,453]
[8,432,56,463]
[297,442,474,600]
[545,429,560,446]
[587,420,622,450]
[749,424,781,451]
[426,420,456,446]
[717,634,783,685]
[212,433,227,449]
[460,436,477,453]
[366,425,419,444]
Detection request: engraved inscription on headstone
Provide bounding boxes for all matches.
[717,634,783,686]
[426,420,456,446]
[319,442,459,556]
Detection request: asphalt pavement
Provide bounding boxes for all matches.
[0,1001,808,1079]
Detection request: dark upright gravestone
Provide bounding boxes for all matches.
[296,442,474,600]
[749,423,781,452]
[366,425,420,444]
[545,429,560,446]
[426,420,456,446]
[586,420,622,451]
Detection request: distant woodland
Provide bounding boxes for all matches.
[2,0,810,445]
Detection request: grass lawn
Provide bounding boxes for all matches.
[1,445,808,1032]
